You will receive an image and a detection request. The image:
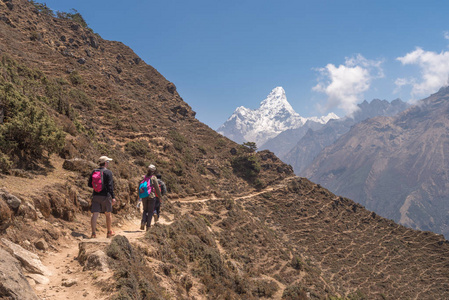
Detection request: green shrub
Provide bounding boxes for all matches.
[231,154,261,180]
[215,138,226,149]
[106,236,167,300]
[0,153,12,173]
[106,98,122,112]
[251,279,278,297]
[29,1,54,16]
[125,140,149,157]
[198,145,207,155]
[0,83,65,168]
[261,192,272,199]
[172,161,184,176]
[44,79,73,118]
[291,256,304,270]
[169,130,186,152]
[242,141,257,152]
[69,88,94,109]
[93,142,111,156]
[282,284,308,300]
[68,71,83,85]
[56,9,88,28]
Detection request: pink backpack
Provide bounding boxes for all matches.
[91,169,104,192]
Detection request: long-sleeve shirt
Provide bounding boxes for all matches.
[88,167,115,199]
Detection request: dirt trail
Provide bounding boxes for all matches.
[31,177,296,300]
[33,217,147,300]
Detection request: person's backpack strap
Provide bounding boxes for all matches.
[149,175,157,194]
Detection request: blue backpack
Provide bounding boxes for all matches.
[138,176,154,198]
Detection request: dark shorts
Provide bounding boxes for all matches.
[91,195,112,213]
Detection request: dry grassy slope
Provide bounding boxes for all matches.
[1,1,449,300]
[240,178,449,299]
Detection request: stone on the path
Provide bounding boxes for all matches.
[27,273,50,285]
[61,278,77,287]
[78,240,110,272]
[34,238,48,251]
[1,238,52,276]
[84,250,109,272]
[0,248,39,300]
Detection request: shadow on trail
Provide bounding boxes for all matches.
[71,231,88,238]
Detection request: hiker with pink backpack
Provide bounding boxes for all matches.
[139,164,162,231]
[88,156,117,238]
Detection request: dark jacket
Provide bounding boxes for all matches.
[157,179,167,196]
[88,167,115,198]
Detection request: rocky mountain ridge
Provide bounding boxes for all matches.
[217,86,338,147]
[304,86,449,238]
[282,98,409,174]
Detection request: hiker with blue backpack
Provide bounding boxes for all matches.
[88,156,116,238]
[139,164,162,231]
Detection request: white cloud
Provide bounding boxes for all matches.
[394,77,414,94]
[396,47,449,98]
[313,54,384,116]
[444,31,449,41]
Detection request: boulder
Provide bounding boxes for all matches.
[62,158,96,176]
[84,250,109,272]
[78,240,109,271]
[89,36,99,48]
[0,197,12,231]
[34,238,48,251]
[0,248,39,300]
[17,200,38,220]
[27,273,50,285]
[167,82,176,94]
[78,198,90,208]
[1,238,51,276]
[61,278,77,287]
[2,191,21,210]
[70,24,80,31]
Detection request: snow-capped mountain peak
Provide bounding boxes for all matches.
[260,87,293,111]
[217,87,339,147]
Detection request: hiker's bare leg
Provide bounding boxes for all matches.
[105,212,112,233]
[91,212,99,233]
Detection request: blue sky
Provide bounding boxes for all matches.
[40,1,449,129]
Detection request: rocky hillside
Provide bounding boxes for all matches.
[283,98,409,174]
[304,87,449,238]
[1,1,449,299]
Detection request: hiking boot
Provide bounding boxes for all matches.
[90,233,96,239]
[140,223,145,230]
[154,214,159,223]
[106,231,115,238]
[146,225,150,231]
